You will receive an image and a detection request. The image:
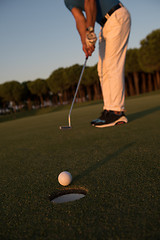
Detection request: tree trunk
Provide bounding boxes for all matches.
[63,90,68,104]
[79,86,86,102]
[127,74,135,96]
[12,101,17,112]
[51,95,57,105]
[141,72,146,93]
[71,86,75,103]
[68,88,73,103]
[57,92,63,105]
[93,82,101,100]
[27,98,32,110]
[133,72,139,95]
[59,95,63,105]
[156,71,160,89]
[76,90,81,103]
[125,79,128,97]
[77,86,85,102]
[148,73,152,92]
[153,74,158,90]
[86,86,92,101]
[39,94,44,107]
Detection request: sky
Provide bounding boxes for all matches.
[0,0,160,84]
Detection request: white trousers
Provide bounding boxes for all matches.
[98,6,131,112]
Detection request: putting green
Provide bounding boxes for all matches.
[0,92,160,239]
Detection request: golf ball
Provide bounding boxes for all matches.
[58,171,72,186]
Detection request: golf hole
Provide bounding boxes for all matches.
[49,189,87,204]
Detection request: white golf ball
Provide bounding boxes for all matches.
[58,171,72,186]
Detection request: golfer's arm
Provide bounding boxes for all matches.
[84,0,97,29]
[71,8,86,45]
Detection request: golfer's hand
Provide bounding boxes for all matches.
[83,31,97,58]
[83,42,95,58]
[86,31,97,47]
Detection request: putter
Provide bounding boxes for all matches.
[60,57,88,130]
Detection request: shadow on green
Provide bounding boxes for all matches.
[128,106,160,122]
[73,142,135,183]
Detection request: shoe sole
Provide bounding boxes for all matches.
[94,116,128,128]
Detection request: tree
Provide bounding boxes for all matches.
[0,84,4,108]
[65,64,84,102]
[125,48,142,95]
[47,65,83,104]
[90,64,101,100]
[82,65,100,101]
[27,79,48,106]
[138,29,160,89]
[21,81,33,110]
[47,68,66,104]
[0,81,24,108]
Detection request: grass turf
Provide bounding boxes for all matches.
[0,92,160,240]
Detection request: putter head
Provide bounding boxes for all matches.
[59,126,72,130]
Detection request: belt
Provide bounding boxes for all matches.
[100,3,123,27]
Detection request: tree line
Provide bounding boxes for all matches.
[0,29,160,113]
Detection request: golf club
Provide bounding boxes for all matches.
[60,57,88,130]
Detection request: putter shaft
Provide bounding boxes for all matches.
[59,57,88,130]
[68,57,88,127]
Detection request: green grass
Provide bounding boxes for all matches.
[0,92,160,240]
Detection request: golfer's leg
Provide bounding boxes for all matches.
[99,7,131,112]
[98,29,112,109]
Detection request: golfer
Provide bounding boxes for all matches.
[64,0,131,127]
